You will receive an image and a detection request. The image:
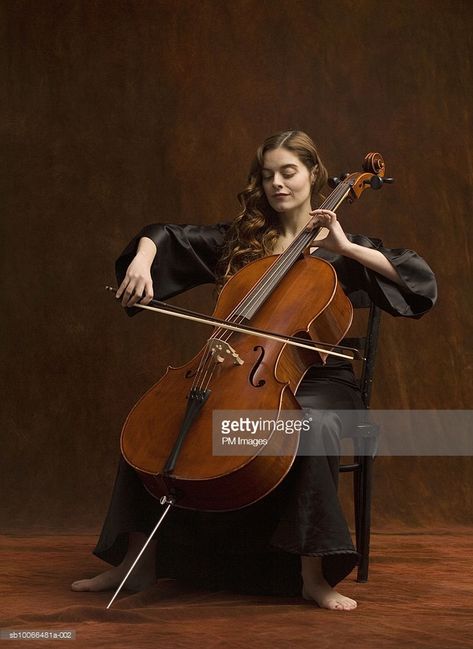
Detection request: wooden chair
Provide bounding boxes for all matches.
[339,290,381,582]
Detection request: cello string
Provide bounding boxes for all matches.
[195,345,223,392]
[199,357,221,393]
[191,329,232,392]
[191,340,215,392]
[190,335,230,393]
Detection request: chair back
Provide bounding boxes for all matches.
[341,290,382,408]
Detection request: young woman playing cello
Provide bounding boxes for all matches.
[72,131,436,610]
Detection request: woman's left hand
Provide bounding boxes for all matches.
[305,209,352,255]
[306,209,405,286]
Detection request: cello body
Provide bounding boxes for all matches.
[120,254,353,511]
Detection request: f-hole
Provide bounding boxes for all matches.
[249,345,266,388]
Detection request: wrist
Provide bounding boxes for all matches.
[136,237,157,263]
[338,240,357,258]
[135,249,151,259]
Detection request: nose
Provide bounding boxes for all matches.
[272,173,283,189]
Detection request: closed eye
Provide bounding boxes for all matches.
[262,172,296,180]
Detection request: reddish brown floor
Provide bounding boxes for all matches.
[1,530,472,649]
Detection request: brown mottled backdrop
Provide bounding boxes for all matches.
[2,0,472,534]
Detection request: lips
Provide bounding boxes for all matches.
[274,193,289,197]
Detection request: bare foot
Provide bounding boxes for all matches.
[71,532,156,593]
[301,556,357,611]
[71,565,155,592]
[302,582,357,611]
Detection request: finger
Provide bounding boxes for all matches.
[128,280,146,307]
[309,209,336,219]
[321,210,337,222]
[305,216,318,230]
[140,281,154,305]
[116,277,128,299]
[121,286,135,308]
[120,278,139,307]
[306,214,328,231]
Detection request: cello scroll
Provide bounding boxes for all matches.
[328,152,394,199]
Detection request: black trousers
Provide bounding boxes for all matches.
[93,372,364,596]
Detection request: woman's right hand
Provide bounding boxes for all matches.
[116,238,156,307]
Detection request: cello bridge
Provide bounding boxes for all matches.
[208,339,244,366]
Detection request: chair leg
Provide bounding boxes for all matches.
[352,437,364,569]
[353,460,362,552]
[357,451,374,582]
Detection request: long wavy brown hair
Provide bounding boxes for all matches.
[215,130,328,293]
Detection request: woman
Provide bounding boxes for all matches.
[72,131,437,611]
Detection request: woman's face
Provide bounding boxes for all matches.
[261,148,314,216]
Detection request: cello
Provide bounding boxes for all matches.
[106,152,391,607]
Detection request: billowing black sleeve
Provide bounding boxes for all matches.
[328,234,437,318]
[115,222,231,303]
[115,224,437,320]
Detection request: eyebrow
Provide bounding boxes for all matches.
[262,163,299,171]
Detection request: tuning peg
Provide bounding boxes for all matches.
[328,172,351,188]
[364,175,393,190]
[370,175,383,190]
